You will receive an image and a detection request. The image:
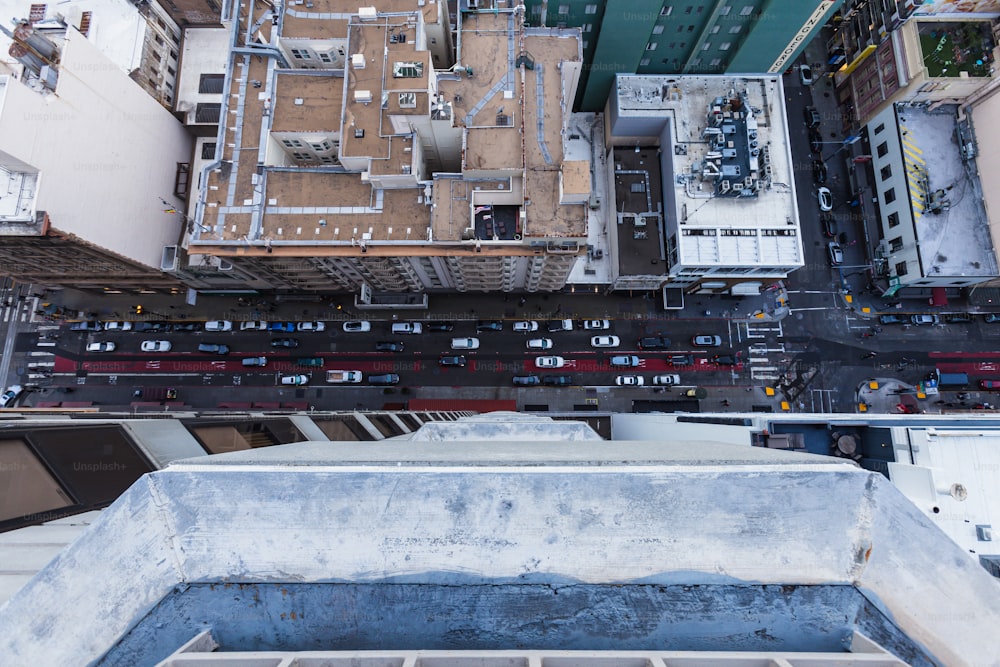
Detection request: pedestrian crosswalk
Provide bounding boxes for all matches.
[0,299,34,323]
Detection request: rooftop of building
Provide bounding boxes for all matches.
[270,71,343,133]
[916,19,995,79]
[278,0,441,41]
[612,74,802,270]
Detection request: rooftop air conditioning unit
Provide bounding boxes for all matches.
[358,6,377,20]
[355,90,373,103]
[351,53,365,69]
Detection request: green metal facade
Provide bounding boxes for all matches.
[523,0,843,111]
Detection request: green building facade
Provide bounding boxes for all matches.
[523,0,844,111]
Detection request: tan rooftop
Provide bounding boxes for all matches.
[271,72,343,133]
[562,160,591,196]
[281,0,441,40]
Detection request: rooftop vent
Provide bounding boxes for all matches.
[357,6,378,20]
[351,53,365,69]
[354,90,373,104]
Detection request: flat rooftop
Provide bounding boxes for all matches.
[270,71,343,134]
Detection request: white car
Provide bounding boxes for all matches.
[86,341,116,352]
[104,321,133,332]
[343,321,371,333]
[141,340,172,353]
[817,187,833,212]
[391,322,423,335]
[451,337,480,350]
[590,335,620,348]
[526,338,554,350]
[799,63,814,86]
[205,320,233,332]
[652,374,680,386]
[0,385,23,408]
[240,321,268,331]
[280,374,310,386]
[535,356,565,369]
[296,321,326,332]
[616,375,645,386]
[583,320,610,330]
[513,320,539,332]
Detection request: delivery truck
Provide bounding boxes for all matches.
[326,370,362,383]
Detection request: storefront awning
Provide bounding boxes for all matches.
[731,283,763,296]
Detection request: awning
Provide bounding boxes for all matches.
[930,287,948,306]
[731,282,763,296]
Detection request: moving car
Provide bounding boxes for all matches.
[343,321,371,332]
[827,241,844,265]
[542,374,573,387]
[820,213,837,238]
[198,343,230,354]
[712,355,738,366]
[985,314,1000,323]
[526,338,554,350]
[980,379,1000,390]
[610,355,640,367]
[512,320,539,332]
[512,375,541,386]
[204,320,233,332]
[103,321,132,332]
[944,313,973,324]
[270,338,299,349]
[296,357,324,367]
[425,321,455,332]
[638,336,670,350]
[70,321,103,332]
[269,322,296,333]
[582,320,610,330]
[242,357,268,367]
[280,374,309,386]
[799,63,814,86]
[812,160,827,184]
[692,335,722,347]
[817,187,833,212]
[476,320,503,332]
[1,385,24,407]
[616,375,644,386]
[375,341,405,352]
[547,319,574,333]
[368,373,400,385]
[808,127,822,154]
[86,341,116,352]
[172,322,201,332]
[439,355,467,367]
[803,106,821,128]
[590,335,620,348]
[879,314,907,324]
[140,340,171,353]
[910,314,940,325]
[652,374,680,386]
[391,322,423,335]
[535,356,565,369]
[669,354,694,366]
[451,337,480,350]
[133,322,171,333]
[296,321,326,332]
[240,321,268,331]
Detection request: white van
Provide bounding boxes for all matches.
[451,337,480,350]
[391,322,423,335]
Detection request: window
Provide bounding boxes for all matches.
[646,42,657,50]
[166,66,175,76]
[880,165,892,181]
[661,6,673,16]
[889,237,904,252]
[292,152,310,160]
[876,141,888,157]
[729,24,742,33]
[685,5,692,13]
[719,5,731,14]
[194,103,221,123]
[198,74,224,94]
[888,211,900,228]
[392,61,424,78]
[677,24,685,32]
[711,26,720,33]
[154,34,164,46]
[558,4,569,14]
[282,139,303,148]
[895,261,908,276]
[884,188,896,204]
[710,58,722,66]
[640,58,651,66]
[157,17,166,28]
[740,5,754,15]
[583,23,593,32]
[687,24,694,32]
[201,142,217,159]
[291,49,312,59]
[702,42,711,51]
[874,122,885,135]
[319,52,332,63]
[652,25,664,34]
[585,4,598,13]
[719,42,731,50]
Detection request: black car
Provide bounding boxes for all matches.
[944,313,973,324]
[197,343,230,354]
[424,321,455,332]
[172,322,201,332]
[270,337,300,349]
[668,354,694,366]
[820,213,837,238]
[369,373,400,385]
[476,320,503,332]
[547,319,573,333]
[133,322,172,333]
[637,336,671,350]
[439,355,467,367]
[542,374,573,387]
[712,355,738,366]
[512,375,541,386]
[808,127,823,154]
[375,341,405,352]
[812,160,827,184]
[804,106,821,128]
[878,314,907,325]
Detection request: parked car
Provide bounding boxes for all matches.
[817,187,833,212]
[512,375,541,386]
[616,375,645,386]
[103,321,132,332]
[70,321,103,332]
[878,314,907,324]
[590,335,620,348]
[535,356,565,369]
[542,374,573,387]
[985,314,1000,323]
[980,379,1000,390]
[512,320,539,332]
[827,241,844,265]
[547,319,574,333]
[451,337,480,350]
[582,320,611,330]
[638,336,671,350]
[368,373,400,385]
[391,322,423,335]
[910,314,940,325]
[526,338,554,350]
[86,341,116,353]
[0,385,23,408]
[808,127,822,154]
[812,160,827,184]
[242,357,268,367]
[375,341,405,352]
[439,355,467,367]
[668,354,694,366]
[803,105,821,127]
[944,313,973,324]
[476,320,503,332]
[820,213,837,238]
[652,374,681,386]
[269,322,296,333]
[342,321,371,332]
[140,340,171,353]
[280,374,309,386]
[712,355,738,366]
[198,343,230,354]
[270,338,299,349]
[240,321,268,331]
[692,335,722,347]
[799,63,814,86]
[205,320,233,332]
[425,321,455,332]
[610,355,640,367]
[172,322,201,332]
[295,357,324,367]
[133,322,171,333]
[296,321,326,332]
